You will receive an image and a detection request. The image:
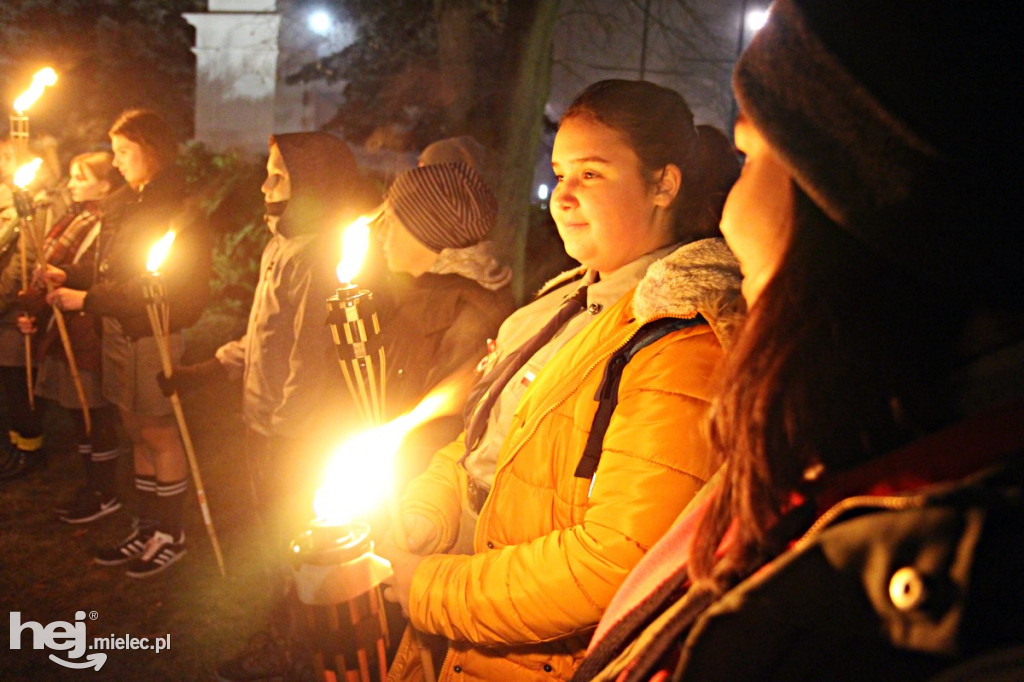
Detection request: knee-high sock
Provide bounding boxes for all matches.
[134,475,158,528]
[88,407,121,498]
[154,478,187,538]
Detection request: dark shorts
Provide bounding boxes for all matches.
[102,318,183,417]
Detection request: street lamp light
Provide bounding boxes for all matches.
[746,8,770,33]
[730,3,770,127]
[308,9,332,36]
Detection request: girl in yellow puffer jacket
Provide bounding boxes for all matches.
[378,80,744,681]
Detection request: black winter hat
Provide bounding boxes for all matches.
[734,0,1021,305]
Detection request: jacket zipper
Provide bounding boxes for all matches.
[438,645,451,679]
[477,312,693,533]
[793,493,928,551]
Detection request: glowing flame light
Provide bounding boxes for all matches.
[746,8,770,33]
[13,68,58,114]
[13,158,42,190]
[146,230,176,273]
[313,388,455,526]
[336,214,374,285]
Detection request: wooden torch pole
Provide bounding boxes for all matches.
[18,205,92,434]
[142,275,226,577]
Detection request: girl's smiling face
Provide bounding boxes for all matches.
[550,115,677,275]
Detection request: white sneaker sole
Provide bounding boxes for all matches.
[125,547,188,579]
[60,500,122,525]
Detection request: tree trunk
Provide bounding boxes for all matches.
[493,0,561,303]
[434,0,482,135]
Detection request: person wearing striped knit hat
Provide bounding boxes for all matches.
[374,161,515,481]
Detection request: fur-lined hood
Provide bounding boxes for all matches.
[633,238,746,349]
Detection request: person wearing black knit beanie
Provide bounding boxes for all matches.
[576,1,1024,681]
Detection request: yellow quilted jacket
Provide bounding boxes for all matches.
[394,239,743,681]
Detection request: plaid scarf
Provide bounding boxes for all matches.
[44,201,100,266]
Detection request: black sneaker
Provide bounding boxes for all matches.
[0,450,44,481]
[95,524,156,566]
[59,489,122,524]
[215,631,290,682]
[125,530,187,579]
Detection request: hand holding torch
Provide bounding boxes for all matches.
[144,231,226,577]
[13,158,92,432]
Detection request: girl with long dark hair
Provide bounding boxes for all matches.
[578,2,1024,680]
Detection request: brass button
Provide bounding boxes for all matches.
[588,302,603,314]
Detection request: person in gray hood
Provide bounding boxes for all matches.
[163,132,369,551]
[160,132,377,681]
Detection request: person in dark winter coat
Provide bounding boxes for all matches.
[43,109,211,579]
[376,162,514,479]
[15,151,125,523]
[577,2,1024,681]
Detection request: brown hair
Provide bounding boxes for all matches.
[108,109,178,171]
[70,150,123,191]
[561,80,739,244]
[689,183,956,589]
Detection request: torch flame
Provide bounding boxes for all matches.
[313,384,459,526]
[13,68,58,114]
[335,213,376,285]
[13,158,43,190]
[146,230,177,273]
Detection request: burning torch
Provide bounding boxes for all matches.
[12,158,92,432]
[10,67,57,158]
[143,231,226,577]
[326,214,386,428]
[319,214,439,679]
[291,392,452,682]
[9,68,57,410]
[10,159,40,409]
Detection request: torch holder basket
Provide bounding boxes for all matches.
[289,522,395,681]
[141,275,167,305]
[289,522,392,606]
[13,189,35,219]
[326,286,382,362]
[9,114,28,148]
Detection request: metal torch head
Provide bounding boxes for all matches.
[289,521,393,605]
[140,273,167,304]
[325,287,382,362]
[9,114,29,150]
[12,190,34,219]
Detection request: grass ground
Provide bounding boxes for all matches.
[0,314,278,681]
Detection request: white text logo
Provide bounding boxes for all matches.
[9,610,106,670]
